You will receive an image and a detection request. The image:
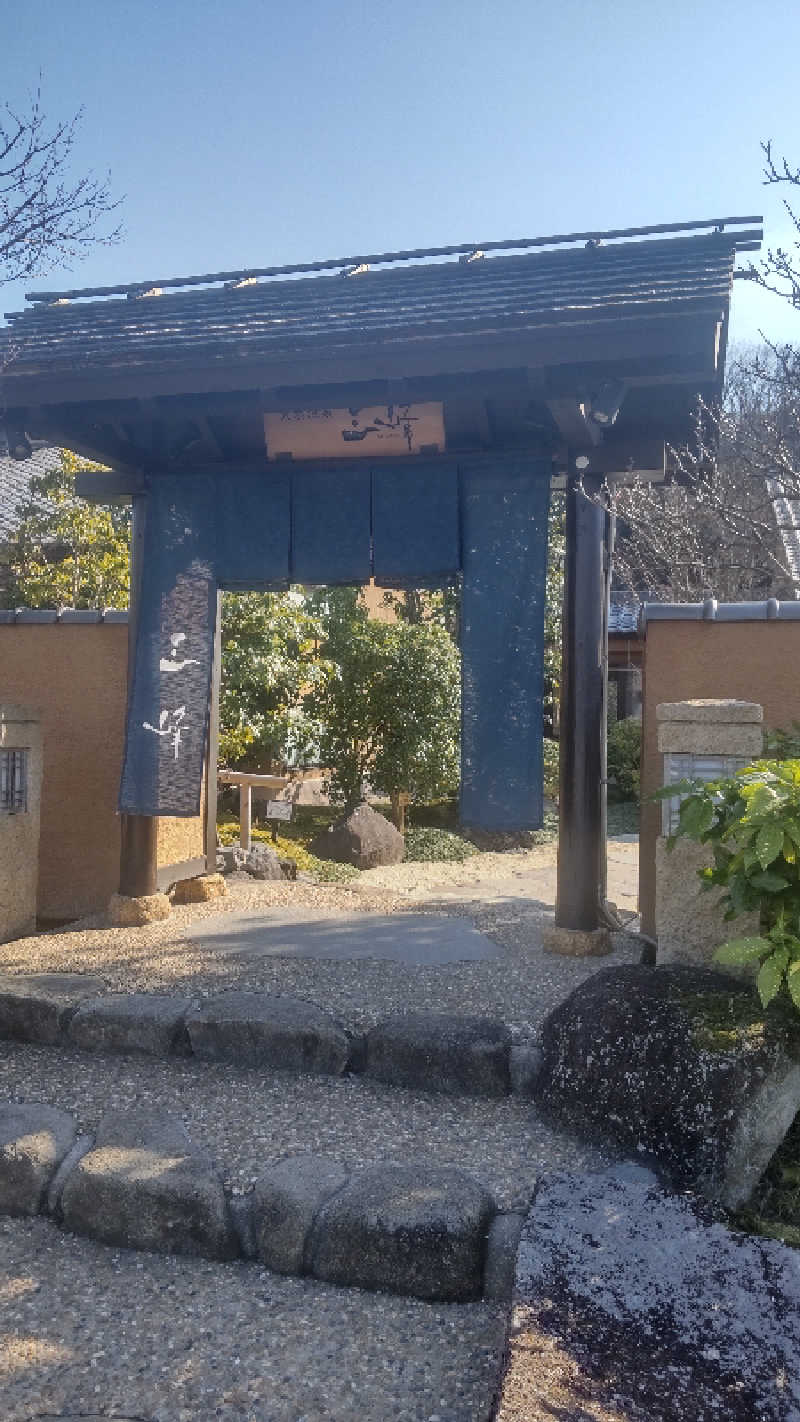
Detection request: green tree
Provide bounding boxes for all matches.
[4,449,131,608]
[218,591,323,768]
[307,616,461,830]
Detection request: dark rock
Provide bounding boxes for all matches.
[252,1153,349,1274]
[310,802,404,869]
[60,1108,238,1261]
[279,857,298,881]
[0,973,108,1044]
[307,1163,495,1301]
[509,1041,543,1096]
[186,992,351,1075]
[244,845,284,880]
[535,964,800,1206]
[504,1167,800,1422]
[0,1103,78,1215]
[218,845,247,874]
[67,993,195,1057]
[365,1013,511,1096]
[483,1210,525,1301]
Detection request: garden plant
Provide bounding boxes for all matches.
[657,757,800,1012]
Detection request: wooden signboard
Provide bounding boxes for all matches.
[265,403,445,460]
[266,799,293,822]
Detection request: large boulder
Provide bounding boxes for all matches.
[60,1108,237,1261]
[0,1103,78,1215]
[310,803,404,869]
[535,964,800,1207]
[365,1013,511,1096]
[498,1166,800,1422]
[307,1163,495,1301]
[0,973,108,1045]
[186,991,351,1075]
[244,845,284,881]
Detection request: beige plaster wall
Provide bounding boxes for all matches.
[641,620,800,937]
[0,706,42,942]
[0,625,204,921]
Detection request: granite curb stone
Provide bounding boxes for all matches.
[365,1012,512,1096]
[186,991,352,1075]
[251,1152,350,1274]
[307,1162,496,1301]
[0,973,539,1098]
[0,1100,519,1302]
[0,1102,78,1215]
[0,972,108,1044]
[483,1210,525,1301]
[67,992,197,1057]
[60,1108,239,1261]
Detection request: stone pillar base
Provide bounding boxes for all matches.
[108,892,171,927]
[172,873,227,905]
[543,925,611,957]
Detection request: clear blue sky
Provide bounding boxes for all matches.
[3,0,800,349]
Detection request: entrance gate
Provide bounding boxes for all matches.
[1,216,761,932]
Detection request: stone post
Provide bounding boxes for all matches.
[656,699,763,965]
[0,705,42,943]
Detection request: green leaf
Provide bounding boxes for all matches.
[651,780,699,800]
[787,969,800,1014]
[678,795,715,839]
[756,821,785,870]
[743,784,779,819]
[714,937,772,965]
[749,870,791,893]
[757,950,790,1008]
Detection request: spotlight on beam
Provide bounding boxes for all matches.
[590,380,627,428]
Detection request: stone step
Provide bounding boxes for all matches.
[0,1031,614,1306]
[0,972,542,1098]
[0,1098,517,1305]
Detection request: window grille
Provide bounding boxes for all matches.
[0,749,29,814]
[661,752,749,836]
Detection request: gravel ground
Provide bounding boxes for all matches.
[0,1041,615,1211]
[0,1216,507,1422]
[0,845,641,1034]
[0,840,637,1422]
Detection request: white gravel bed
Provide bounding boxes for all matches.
[0,874,642,1036]
[0,1041,616,1210]
[0,1215,507,1422]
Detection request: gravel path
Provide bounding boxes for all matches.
[0,842,640,1033]
[1,1217,507,1422]
[0,839,638,1421]
[0,1041,615,1211]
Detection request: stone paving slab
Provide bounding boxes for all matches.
[184,905,507,964]
[497,1165,800,1422]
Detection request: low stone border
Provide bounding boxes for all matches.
[0,1101,523,1304]
[0,973,543,1099]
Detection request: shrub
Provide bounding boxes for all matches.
[607,716,641,801]
[403,826,478,863]
[542,737,559,801]
[656,759,800,1013]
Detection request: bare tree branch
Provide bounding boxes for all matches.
[0,83,122,287]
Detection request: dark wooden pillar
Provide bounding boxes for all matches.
[119,491,158,897]
[204,590,223,872]
[555,472,607,929]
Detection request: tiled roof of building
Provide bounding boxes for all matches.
[2,225,758,379]
[0,447,60,537]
